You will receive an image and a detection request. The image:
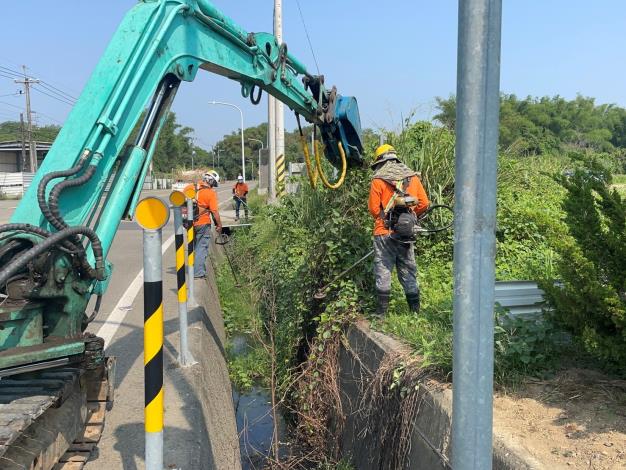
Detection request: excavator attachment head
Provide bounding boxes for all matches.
[320,95,364,168]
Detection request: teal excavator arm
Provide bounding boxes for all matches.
[0,0,363,372]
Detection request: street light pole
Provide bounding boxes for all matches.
[209,101,245,182]
[248,138,264,183]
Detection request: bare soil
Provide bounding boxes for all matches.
[494,368,626,469]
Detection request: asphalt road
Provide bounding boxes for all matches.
[1,181,248,468]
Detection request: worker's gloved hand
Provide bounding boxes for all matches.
[216,225,222,233]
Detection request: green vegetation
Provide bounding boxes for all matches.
[435,94,626,159]
[215,94,626,466]
[541,158,626,370]
[216,260,269,392]
[0,120,60,143]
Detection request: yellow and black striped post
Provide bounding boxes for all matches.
[183,185,196,305]
[276,152,286,197]
[135,196,169,470]
[169,190,196,366]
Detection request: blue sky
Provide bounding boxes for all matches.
[1,1,626,150]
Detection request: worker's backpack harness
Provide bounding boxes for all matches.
[380,177,420,243]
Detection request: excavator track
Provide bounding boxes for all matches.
[0,338,115,470]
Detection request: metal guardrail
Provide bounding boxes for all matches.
[494,280,546,317]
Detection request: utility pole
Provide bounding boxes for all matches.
[274,0,285,197]
[19,113,26,172]
[14,66,39,173]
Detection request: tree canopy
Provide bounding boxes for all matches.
[434,94,626,156]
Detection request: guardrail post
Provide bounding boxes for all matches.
[169,190,197,367]
[135,196,170,470]
[183,186,196,306]
[453,1,502,469]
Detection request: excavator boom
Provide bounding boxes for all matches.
[0,0,363,372]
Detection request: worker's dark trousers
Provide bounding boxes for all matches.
[373,235,419,295]
[194,224,212,278]
[235,197,248,219]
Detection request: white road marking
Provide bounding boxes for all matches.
[97,233,175,349]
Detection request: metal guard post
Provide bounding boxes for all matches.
[184,187,196,305]
[452,0,502,469]
[170,191,196,366]
[135,196,169,470]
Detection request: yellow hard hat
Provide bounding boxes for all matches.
[374,144,396,159]
[372,144,400,168]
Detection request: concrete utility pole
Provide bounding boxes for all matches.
[19,113,26,172]
[274,0,285,197]
[268,93,276,199]
[14,66,39,172]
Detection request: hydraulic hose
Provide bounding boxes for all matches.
[37,151,91,231]
[314,140,347,190]
[48,164,98,231]
[0,223,98,279]
[0,226,106,289]
[300,134,318,188]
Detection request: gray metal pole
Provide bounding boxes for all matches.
[143,229,164,470]
[186,197,196,306]
[173,206,197,366]
[452,1,502,469]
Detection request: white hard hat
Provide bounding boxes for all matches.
[237,175,243,181]
[203,171,220,186]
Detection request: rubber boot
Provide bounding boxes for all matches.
[375,290,391,317]
[406,292,420,314]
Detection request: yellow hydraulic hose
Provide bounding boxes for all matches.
[300,135,318,188]
[314,140,347,190]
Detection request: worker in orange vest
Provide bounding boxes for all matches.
[185,171,222,278]
[232,175,249,221]
[368,144,429,316]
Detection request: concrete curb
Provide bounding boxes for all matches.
[182,261,241,470]
[338,320,544,469]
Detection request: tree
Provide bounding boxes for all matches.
[434,94,626,157]
[542,159,626,368]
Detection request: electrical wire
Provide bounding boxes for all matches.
[0,100,24,111]
[294,0,321,75]
[32,86,75,106]
[0,63,78,102]
[0,65,21,78]
[38,81,77,102]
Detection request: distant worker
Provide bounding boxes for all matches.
[368,144,429,316]
[232,175,249,221]
[189,171,222,279]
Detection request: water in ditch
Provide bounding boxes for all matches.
[231,334,292,469]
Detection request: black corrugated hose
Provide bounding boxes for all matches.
[0,226,106,289]
[37,151,91,232]
[0,224,99,279]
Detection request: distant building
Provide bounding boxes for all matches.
[0,140,52,172]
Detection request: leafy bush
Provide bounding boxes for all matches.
[494,308,559,378]
[542,159,626,368]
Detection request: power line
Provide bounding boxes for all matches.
[0,65,21,77]
[294,0,321,75]
[31,86,75,106]
[0,71,19,81]
[0,62,77,102]
[38,80,77,102]
[0,100,25,111]
[32,110,63,125]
